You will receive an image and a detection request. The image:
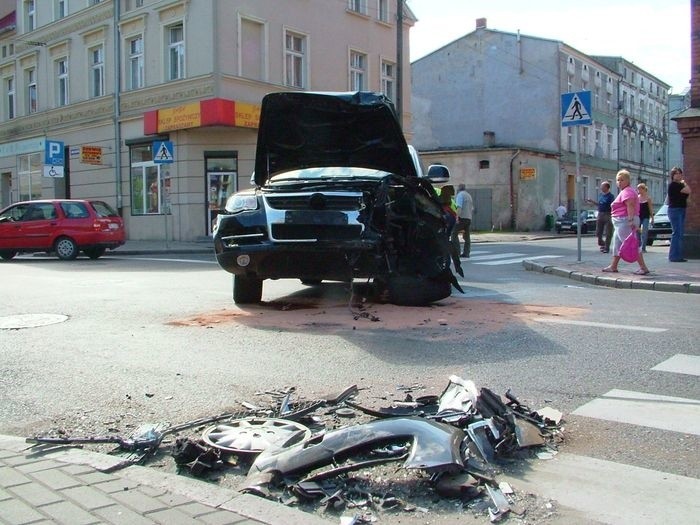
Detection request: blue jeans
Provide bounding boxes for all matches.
[667,206,686,261]
[638,217,650,250]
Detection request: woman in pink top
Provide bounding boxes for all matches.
[602,169,650,275]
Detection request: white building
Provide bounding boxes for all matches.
[592,56,671,205]
[0,0,415,241]
[411,19,669,231]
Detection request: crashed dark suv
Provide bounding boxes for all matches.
[213,91,461,306]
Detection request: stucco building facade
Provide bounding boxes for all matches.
[411,19,671,232]
[0,0,414,241]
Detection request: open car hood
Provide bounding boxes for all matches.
[253,91,417,186]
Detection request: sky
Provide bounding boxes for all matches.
[407,0,691,94]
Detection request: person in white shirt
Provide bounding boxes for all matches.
[453,184,474,258]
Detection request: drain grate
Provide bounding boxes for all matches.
[0,314,69,330]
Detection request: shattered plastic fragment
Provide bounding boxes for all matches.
[536,406,563,425]
[437,375,479,414]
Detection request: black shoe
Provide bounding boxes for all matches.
[461,253,469,258]
[670,258,688,262]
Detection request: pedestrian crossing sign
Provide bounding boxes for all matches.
[561,91,592,127]
[153,140,174,164]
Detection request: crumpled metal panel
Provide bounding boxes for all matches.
[244,417,465,490]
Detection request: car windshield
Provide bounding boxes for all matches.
[655,204,668,217]
[90,201,119,217]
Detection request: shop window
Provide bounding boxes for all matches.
[18,152,42,201]
[129,143,171,215]
[479,160,490,169]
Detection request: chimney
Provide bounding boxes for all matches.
[476,18,487,30]
[483,131,496,147]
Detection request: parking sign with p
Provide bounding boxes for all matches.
[44,140,65,178]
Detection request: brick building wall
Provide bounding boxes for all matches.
[674,0,700,257]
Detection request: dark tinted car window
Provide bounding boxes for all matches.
[25,204,57,221]
[90,201,119,217]
[60,202,89,219]
[0,204,30,222]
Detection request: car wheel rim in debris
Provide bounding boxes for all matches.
[201,417,311,454]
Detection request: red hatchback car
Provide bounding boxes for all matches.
[0,199,125,260]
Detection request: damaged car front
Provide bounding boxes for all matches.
[213,91,461,306]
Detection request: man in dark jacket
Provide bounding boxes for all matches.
[587,181,614,253]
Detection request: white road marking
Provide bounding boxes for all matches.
[651,354,700,377]
[111,257,217,264]
[468,252,525,261]
[572,389,700,436]
[502,452,700,525]
[477,255,563,265]
[533,318,668,333]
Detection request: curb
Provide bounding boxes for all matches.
[113,249,213,256]
[0,434,329,525]
[522,260,700,294]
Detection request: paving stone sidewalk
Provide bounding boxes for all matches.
[0,434,328,525]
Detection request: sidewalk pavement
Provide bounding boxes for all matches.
[0,434,328,525]
[113,232,700,294]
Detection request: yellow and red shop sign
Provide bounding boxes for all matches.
[234,102,261,129]
[157,102,202,132]
[519,167,537,180]
[144,98,261,134]
[81,145,103,165]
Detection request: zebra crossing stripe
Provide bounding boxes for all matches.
[651,354,700,377]
[501,453,700,525]
[572,389,700,436]
[477,255,564,266]
[468,253,525,261]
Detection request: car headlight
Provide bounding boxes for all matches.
[225,194,258,213]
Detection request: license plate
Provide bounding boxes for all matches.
[285,210,348,225]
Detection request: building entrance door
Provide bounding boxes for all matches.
[207,172,235,235]
[205,154,237,236]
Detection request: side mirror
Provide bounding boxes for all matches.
[425,164,450,184]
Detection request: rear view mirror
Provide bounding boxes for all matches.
[425,164,450,183]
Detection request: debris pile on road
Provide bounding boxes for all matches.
[26,375,565,523]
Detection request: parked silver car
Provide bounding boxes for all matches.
[647,204,671,245]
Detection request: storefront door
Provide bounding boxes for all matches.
[205,154,237,236]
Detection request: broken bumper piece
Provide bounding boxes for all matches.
[243,416,465,493]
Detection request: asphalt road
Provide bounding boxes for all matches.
[1,237,698,523]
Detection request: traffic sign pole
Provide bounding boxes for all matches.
[561,90,591,263]
[575,127,581,262]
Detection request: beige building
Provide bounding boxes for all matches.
[0,0,414,241]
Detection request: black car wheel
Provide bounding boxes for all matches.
[646,239,654,246]
[233,275,263,304]
[0,250,17,260]
[581,224,588,234]
[555,226,561,233]
[301,279,322,286]
[386,274,452,306]
[54,237,79,260]
[84,247,106,259]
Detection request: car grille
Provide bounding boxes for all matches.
[265,194,362,211]
[271,224,362,240]
[653,221,671,229]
